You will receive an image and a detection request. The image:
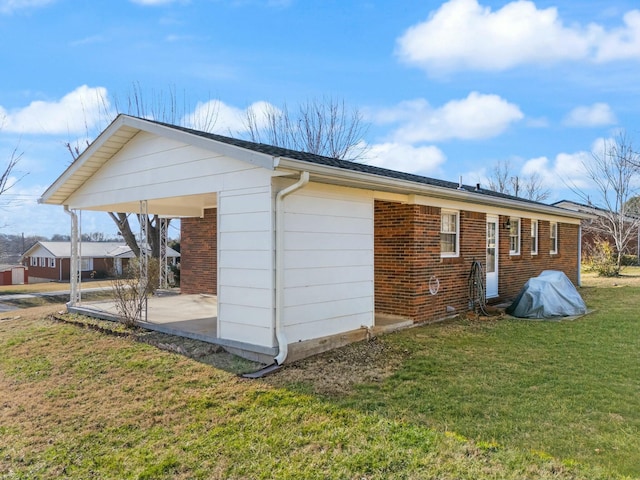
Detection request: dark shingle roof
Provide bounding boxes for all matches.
[149,118,549,207]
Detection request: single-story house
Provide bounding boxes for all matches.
[0,264,27,285]
[21,241,179,283]
[553,199,639,259]
[39,114,588,363]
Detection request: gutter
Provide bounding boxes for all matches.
[274,171,310,365]
[274,157,592,222]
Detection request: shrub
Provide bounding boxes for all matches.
[620,254,639,266]
[111,257,160,327]
[583,240,619,277]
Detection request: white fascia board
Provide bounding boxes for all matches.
[39,115,136,205]
[40,114,276,206]
[274,157,591,223]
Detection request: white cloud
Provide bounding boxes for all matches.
[563,103,617,127]
[521,151,592,190]
[396,0,640,74]
[373,92,523,143]
[0,85,110,135]
[595,10,640,62]
[366,142,446,175]
[0,0,54,14]
[182,100,278,136]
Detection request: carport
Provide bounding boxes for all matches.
[40,114,381,364]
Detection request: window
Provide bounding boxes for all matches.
[80,258,92,271]
[531,219,538,255]
[48,258,56,268]
[509,217,520,255]
[38,257,45,267]
[440,211,459,257]
[30,256,37,266]
[550,222,558,254]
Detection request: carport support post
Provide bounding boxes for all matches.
[159,217,168,289]
[139,200,148,322]
[65,206,81,306]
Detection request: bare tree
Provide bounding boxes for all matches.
[486,160,550,202]
[243,97,369,161]
[575,132,640,272]
[0,145,23,198]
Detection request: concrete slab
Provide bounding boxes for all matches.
[74,293,218,340]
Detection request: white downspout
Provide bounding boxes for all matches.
[274,171,309,365]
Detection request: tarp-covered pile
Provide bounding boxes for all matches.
[506,270,587,319]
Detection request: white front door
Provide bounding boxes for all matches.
[486,216,498,298]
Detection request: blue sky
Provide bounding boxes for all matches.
[1,0,640,237]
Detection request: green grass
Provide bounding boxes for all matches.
[0,277,638,478]
[271,279,640,477]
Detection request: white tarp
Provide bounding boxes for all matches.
[506,270,587,319]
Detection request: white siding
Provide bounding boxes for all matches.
[282,183,374,342]
[66,132,271,210]
[217,188,275,348]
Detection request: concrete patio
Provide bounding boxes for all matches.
[69,291,219,342]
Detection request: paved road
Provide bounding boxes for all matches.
[0,286,113,312]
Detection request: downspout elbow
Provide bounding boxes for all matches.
[274,171,309,365]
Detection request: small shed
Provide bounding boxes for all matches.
[0,265,28,285]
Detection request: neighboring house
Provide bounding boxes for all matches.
[21,241,179,283]
[40,114,588,363]
[0,264,27,285]
[553,200,640,259]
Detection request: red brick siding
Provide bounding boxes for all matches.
[180,208,217,295]
[25,257,115,281]
[374,200,580,323]
[374,201,485,322]
[498,218,578,301]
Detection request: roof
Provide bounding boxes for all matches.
[21,241,180,260]
[153,119,548,206]
[0,264,25,271]
[553,199,636,221]
[40,114,589,221]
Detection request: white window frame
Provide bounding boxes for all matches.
[509,217,520,255]
[80,257,93,271]
[550,222,558,254]
[48,257,56,268]
[531,219,538,255]
[38,257,45,267]
[440,210,460,258]
[30,256,37,266]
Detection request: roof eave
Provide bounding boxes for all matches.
[40,114,277,206]
[275,157,591,221]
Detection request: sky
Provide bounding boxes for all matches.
[1,0,640,238]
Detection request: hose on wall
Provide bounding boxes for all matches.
[468,260,489,317]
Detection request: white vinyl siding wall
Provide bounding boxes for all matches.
[282,183,374,343]
[217,186,275,348]
[65,132,270,214]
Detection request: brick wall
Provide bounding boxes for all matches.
[374,201,485,322]
[374,200,580,324]
[180,208,217,295]
[499,217,579,299]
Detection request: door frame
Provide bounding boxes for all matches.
[486,215,499,299]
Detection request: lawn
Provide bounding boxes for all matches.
[0,271,638,479]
